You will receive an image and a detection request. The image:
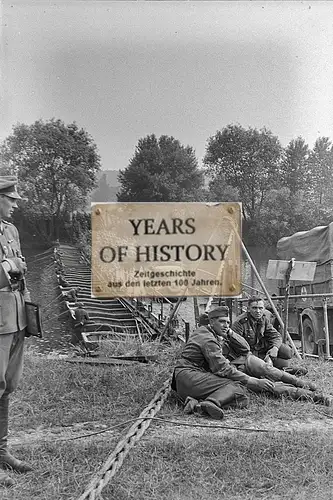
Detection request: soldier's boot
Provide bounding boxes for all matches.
[245,354,317,391]
[312,393,333,406]
[0,471,15,488]
[205,382,250,411]
[183,396,199,414]
[0,395,33,474]
[283,366,308,377]
[182,397,224,419]
[198,400,225,420]
[271,383,332,405]
[280,372,317,391]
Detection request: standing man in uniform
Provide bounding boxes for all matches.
[0,176,33,487]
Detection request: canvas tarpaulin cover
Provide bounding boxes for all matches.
[277,223,333,265]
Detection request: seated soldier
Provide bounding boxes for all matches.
[58,274,70,287]
[173,306,331,420]
[232,296,292,369]
[71,302,90,352]
[64,287,80,302]
[173,306,275,419]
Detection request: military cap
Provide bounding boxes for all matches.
[208,305,230,320]
[198,313,209,326]
[0,176,21,199]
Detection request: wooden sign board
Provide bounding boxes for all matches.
[266,260,317,282]
[91,202,242,298]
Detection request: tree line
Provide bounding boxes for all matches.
[1,119,332,247]
[118,126,333,246]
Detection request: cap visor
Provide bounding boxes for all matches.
[5,192,22,200]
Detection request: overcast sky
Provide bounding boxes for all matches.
[2,1,333,170]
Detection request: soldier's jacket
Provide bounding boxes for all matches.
[74,308,89,328]
[175,325,251,384]
[232,311,282,355]
[0,221,30,334]
[65,289,78,302]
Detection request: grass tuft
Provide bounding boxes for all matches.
[4,345,333,499]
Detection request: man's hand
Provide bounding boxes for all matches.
[220,327,231,340]
[247,377,275,393]
[266,347,279,359]
[3,257,27,277]
[264,354,274,366]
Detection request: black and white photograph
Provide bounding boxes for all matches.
[1,1,333,498]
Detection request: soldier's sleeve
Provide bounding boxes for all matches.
[13,225,31,302]
[227,329,251,355]
[264,318,282,349]
[0,263,11,288]
[231,317,245,337]
[202,338,250,384]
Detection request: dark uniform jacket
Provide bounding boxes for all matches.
[0,221,30,334]
[74,308,89,328]
[175,325,251,384]
[232,311,282,356]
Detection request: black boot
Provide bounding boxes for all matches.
[0,395,33,474]
[198,400,225,420]
[283,366,308,377]
[205,383,250,410]
[183,396,199,414]
[271,384,332,405]
[0,471,15,488]
[289,377,317,392]
[312,393,333,406]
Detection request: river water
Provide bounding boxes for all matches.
[22,244,278,354]
[23,244,73,356]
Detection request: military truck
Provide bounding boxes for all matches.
[276,222,333,354]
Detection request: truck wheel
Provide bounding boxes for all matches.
[302,317,318,355]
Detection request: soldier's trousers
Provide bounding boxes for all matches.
[0,330,25,453]
[241,353,330,403]
[174,367,250,409]
[269,382,325,403]
[243,354,316,390]
[71,326,84,346]
[0,330,25,399]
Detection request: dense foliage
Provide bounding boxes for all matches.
[0,119,100,243]
[204,126,333,245]
[117,134,205,202]
[1,118,332,247]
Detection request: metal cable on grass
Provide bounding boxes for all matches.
[55,416,283,443]
[77,378,171,500]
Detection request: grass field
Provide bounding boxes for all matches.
[2,341,333,500]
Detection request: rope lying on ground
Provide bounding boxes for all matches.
[77,377,171,500]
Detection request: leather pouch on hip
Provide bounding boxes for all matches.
[25,302,43,338]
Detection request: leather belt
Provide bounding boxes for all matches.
[0,282,24,292]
